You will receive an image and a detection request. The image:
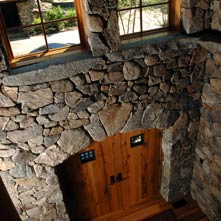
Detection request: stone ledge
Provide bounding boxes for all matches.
[4,57,103,86]
[121,33,189,50]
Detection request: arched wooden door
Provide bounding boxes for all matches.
[56,129,162,221]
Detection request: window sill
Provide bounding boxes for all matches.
[121,30,184,49]
[10,48,92,76]
[10,45,88,69]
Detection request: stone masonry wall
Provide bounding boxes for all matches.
[0,0,221,220]
[181,0,212,33]
[211,0,221,31]
[181,0,221,34]
[0,37,207,220]
[191,40,221,220]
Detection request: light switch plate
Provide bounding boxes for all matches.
[80,150,95,164]
[130,134,144,148]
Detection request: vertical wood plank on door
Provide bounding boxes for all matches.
[146,129,155,200]
[101,135,121,212]
[112,132,131,208]
[115,129,162,209]
[87,142,112,217]
[121,130,143,206]
[134,130,145,202]
[141,130,149,200]
[111,129,163,221]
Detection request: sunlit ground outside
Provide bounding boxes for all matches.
[9,29,80,57]
[119,6,168,36]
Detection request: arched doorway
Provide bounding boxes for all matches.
[56,129,162,220]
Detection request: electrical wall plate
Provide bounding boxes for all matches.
[80,150,96,164]
[130,134,144,148]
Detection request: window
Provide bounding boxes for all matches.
[118,0,180,38]
[0,0,86,66]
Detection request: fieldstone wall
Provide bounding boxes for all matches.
[0,37,207,220]
[83,0,121,56]
[1,0,221,220]
[211,0,221,31]
[181,0,212,34]
[181,0,221,34]
[191,40,221,220]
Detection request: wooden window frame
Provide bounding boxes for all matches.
[118,0,180,40]
[0,0,87,67]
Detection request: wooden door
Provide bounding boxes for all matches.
[56,129,162,221]
[112,129,162,209]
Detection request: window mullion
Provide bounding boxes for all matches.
[170,0,180,31]
[36,0,49,52]
[75,0,87,47]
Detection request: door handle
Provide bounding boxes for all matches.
[116,172,123,182]
[110,175,115,185]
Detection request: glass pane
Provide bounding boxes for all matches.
[142,0,168,6]
[118,0,168,9]
[118,0,140,9]
[44,19,80,50]
[0,1,76,27]
[118,9,141,35]
[42,1,76,22]
[7,26,46,57]
[142,4,169,31]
